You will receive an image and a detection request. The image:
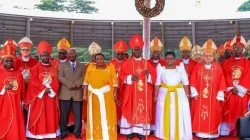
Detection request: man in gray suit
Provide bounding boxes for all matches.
[58,48,86,139]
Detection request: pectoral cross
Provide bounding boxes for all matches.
[203,74,210,83]
[136,67,143,75]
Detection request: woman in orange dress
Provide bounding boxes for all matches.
[83,53,118,140]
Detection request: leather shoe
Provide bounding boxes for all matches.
[75,135,82,139]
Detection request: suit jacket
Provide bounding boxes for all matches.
[58,60,86,101]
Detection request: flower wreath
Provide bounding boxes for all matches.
[135,0,165,18]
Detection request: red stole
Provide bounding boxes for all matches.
[0,66,26,139]
[119,57,156,124]
[190,62,226,134]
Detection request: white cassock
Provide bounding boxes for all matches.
[154,62,192,140]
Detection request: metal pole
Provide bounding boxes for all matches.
[26,18,31,38]
[234,21,239,34]
[111,21,114,59]
[143,0,151,60]
[160,22,165,56]
[70,20,74,46]
[191,22,196,45]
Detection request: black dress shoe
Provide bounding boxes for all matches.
[59,134,68,139]
[75,135,82,139]
[68,125,75,133]
[137,134,145,140]
[127,133,134,140]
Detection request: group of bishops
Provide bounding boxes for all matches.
[0,33,250,140]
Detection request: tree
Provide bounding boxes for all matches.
[238,0,250,11]
[35,0,98,14]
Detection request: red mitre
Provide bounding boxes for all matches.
[114,40,128,53]
[129,34,144,49]
[37,40,53,54]
[217,44,224,57]
[0,44,16,59]
[231,34,246,48]
[4,39,18,50]
[224,39,233,52]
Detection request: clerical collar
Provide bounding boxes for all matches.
[183,58,189,64]
[134,57,142,61]
[22,56,30,62]
[235,57,241,60]
[6,68,14,70]
[205,64,212,69]
[60,59,67,63]
[116,58,123,62]
[42,63,50,66]
[153,59,159,63]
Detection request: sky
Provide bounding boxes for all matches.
[0,0,248,20]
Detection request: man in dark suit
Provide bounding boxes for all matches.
[58,48,86,139]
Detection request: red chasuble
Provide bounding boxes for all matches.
[109,58,127,121]
[221,56,250,123]
[175,58,197,80]
[190,62,227,134]
[26,62,60,135]
[119,57,156,125]
[148,57,166,126]
[0,66,26,140]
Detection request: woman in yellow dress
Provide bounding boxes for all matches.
[83,53,118,140]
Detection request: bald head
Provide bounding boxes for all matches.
[68,48,77,62]
[68,48,77,54]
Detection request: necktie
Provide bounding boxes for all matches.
[72,63,75,72]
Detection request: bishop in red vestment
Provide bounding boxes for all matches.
[0,42,26,140]
[217,44,225,64]
[119,34,156,139]
[223,39,233,60]
[51,38,70,71]
[190,39,227,139]
[109,40,128,125]
[191,44,203,63]
[175,36,197,80]
[148,37,165,131]
[221,34,250,136]
[3,39,19,69]
[26,41,60,139]
[16,37,38,81]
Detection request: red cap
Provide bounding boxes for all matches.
[37,40,52,54]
